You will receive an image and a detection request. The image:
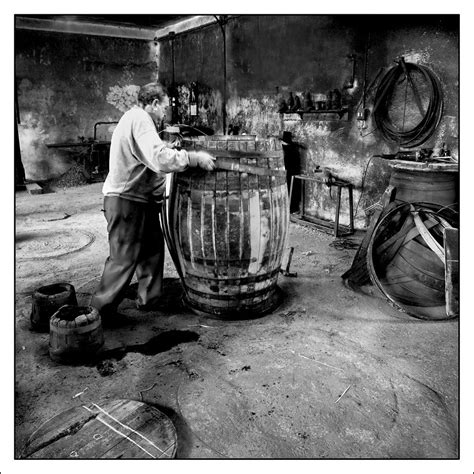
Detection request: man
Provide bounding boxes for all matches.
[92,82,215,322]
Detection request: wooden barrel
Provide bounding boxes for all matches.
[388,164,458,206]
[22,399,177,459]
[30,282,77,332]
[169,136,289,319]
[49,305,104,363]
[367,202,458,320]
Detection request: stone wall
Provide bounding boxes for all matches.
[15,15,458,229]
[158,15,459,228]
[15,28,156,181]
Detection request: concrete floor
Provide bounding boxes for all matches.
[14,183,459,460]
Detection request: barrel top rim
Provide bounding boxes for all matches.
[389,160,458,172]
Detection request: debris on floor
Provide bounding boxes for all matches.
[14,184,459,459]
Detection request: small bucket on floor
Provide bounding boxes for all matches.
[49,305,104,363]
[30,282,78,332]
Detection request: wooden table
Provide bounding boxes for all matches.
[289,173,354,237]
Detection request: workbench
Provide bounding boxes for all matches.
[45,121,117,181]
[45,140,111,181]
[289,173,354,237]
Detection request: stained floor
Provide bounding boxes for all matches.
[14,183,458,459]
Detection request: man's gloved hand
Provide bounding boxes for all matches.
[188,151,216,171]
[163,136,182,149]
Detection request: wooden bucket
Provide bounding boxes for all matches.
[30,282,77,332]
[49,305,104,363]
[367,202,458,320]
[169,136,289,319]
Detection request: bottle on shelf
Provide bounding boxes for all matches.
[189,82,198,117]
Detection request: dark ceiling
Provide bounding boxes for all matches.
[19,14,193,30]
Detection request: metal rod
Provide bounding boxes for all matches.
[362,33,370,110]
[170,32,175,85]
[93,121,118,141]
[335,186,342,237]
[223,23,227,135]
[214,15,227,135]
[289,175,295,213]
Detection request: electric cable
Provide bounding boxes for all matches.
[372,61,443,148]
[175,124,211,136]
[353,155,375,222]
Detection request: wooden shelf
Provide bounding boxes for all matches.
[46,140,111,149]
[282,108,349,121]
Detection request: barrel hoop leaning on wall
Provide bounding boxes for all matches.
[169,136,289,319]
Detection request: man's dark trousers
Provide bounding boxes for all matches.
[92,195,164,316]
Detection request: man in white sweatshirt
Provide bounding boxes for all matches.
[92,82,215,322]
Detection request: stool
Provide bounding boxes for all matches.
[289,174,354,237]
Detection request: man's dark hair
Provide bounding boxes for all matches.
[138,83,167,105]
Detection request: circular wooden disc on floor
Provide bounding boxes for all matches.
[22,399,177,459]
[16,228,95,260]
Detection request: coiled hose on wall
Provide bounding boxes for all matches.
[373,61,443,148]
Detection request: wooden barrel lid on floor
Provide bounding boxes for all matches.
[22,399,177,459]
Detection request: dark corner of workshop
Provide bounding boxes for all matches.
[13,13,460,463]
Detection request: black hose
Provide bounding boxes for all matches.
[158,175,190,298]
[373,61,443,148]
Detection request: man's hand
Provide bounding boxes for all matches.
[188,151,216,171]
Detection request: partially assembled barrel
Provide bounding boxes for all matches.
[388,161,458,207]
[168,136,289,319]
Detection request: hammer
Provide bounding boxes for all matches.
[280,247,297,277]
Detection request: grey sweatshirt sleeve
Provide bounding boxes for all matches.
[134,123,190,173]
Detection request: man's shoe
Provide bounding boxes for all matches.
[99,311,129,328]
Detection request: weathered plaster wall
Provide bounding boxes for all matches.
[16,16,458,229]
[15,29,157,181]
[158,14,458,229]
[158,25,224,133]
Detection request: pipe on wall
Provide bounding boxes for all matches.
[215,15,228,135]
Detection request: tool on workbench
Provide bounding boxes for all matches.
[374,148,433,162]
[439,142,451,157]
